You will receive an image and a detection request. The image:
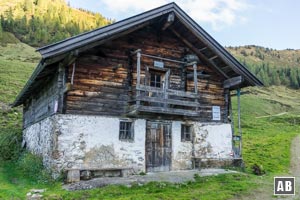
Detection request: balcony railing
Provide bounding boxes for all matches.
[128,49,200,117]
[128,85,200,116]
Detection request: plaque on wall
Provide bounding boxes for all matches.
[212,106,221,120]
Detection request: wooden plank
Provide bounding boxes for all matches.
[135,105,200,117]
[136,96,200,107]
[162,12,175,31]
[223,76,243,89]
[137,85,198,98]
[136,50,141,106]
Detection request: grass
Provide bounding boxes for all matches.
[0,162,258,200]
[0,33,39,103]
[0,37,300,199]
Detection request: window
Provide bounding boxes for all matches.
[150,73,161,88]
[181,124,192,142]
[119,121,134,141]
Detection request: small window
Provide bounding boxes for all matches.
[181,124,192,142]
[150,73,161,88]
[119,121,134,141]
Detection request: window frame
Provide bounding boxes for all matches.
[119,120,134,142]
[181,124,192,142]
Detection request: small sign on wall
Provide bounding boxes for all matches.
[212,106,221,121]
[154,61,164,68]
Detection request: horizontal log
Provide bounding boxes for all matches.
[132,105,200,117]
[223,76,243,89]
[136,96,200,107]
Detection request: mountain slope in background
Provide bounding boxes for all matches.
[226,46,300,88]
[0,0,113,47]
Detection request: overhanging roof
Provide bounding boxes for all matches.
[12,2,263,107]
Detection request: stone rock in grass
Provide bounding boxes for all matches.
[30,189,46,193]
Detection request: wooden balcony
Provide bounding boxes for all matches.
[128,49,200,117]
[128,84,200,117]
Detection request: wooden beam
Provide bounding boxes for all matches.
[193,63,198,93]
[223,76,243,89]
[137,84,198,98]
[135,105,200,117]
[199,47,208,52]
[136,50,141,106]
[162,12,175,31]
[187,72,210,79]
[237,88,242,157]
[209,55,218,60]
[170,28,229,79]
[164,69,170,108]
[136,96,200,107]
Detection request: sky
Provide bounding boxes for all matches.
[68,0,299,50]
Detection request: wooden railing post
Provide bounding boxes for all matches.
[136,50,141,107]
[193,62,198,111]
[237,88,242,157]
[164,70,170,108]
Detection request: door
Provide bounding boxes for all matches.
[146,121,172,172]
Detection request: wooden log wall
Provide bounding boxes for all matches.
[65,25,227,122]
[23,72,59,128]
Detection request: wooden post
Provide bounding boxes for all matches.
[136,50,141,107]
[57,63,65,113]
[164,70,170,108]
[237,88,242,157]
[193,62,198,94]
[224,89,229,123]
[193,62,198,112]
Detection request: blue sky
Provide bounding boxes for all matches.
[68,0,299,50]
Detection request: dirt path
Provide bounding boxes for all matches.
[231,135,300,200]
[289,135,300,199]
[255,112,288,119]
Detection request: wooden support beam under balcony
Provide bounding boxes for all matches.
[131,105,200,117]
[136,96,200,107]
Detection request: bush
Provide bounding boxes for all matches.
[0,128,22,161]
[17,152,54,184]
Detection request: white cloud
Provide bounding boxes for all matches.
[100,0,250,30]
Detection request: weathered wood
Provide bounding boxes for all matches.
[136,96,200,107]
[170,28,229,79]
[146,121,171,172]
[137,85,198,98]
[193,63,198,94]
[162,12,175,31]
[63,25,227,121]
[135,105,200,117]
[223,76,243,89]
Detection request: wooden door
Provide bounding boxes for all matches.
[146,121,172,172]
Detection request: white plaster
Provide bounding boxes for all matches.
[172,122,233,170]
[55,115,146,173]
[172,121,193,170]
[195,123,232,159]
[23,116,56,172]
[23,114,233,177]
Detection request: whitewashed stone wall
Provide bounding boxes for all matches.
[171,122,233,170]
[55,115,146,174]
[23,117,57,171]
[23,114,232,177]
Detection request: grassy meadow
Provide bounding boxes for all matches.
[0,35,299,199]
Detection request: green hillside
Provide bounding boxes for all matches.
[226,45,300,88]
[0,0,112,47]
